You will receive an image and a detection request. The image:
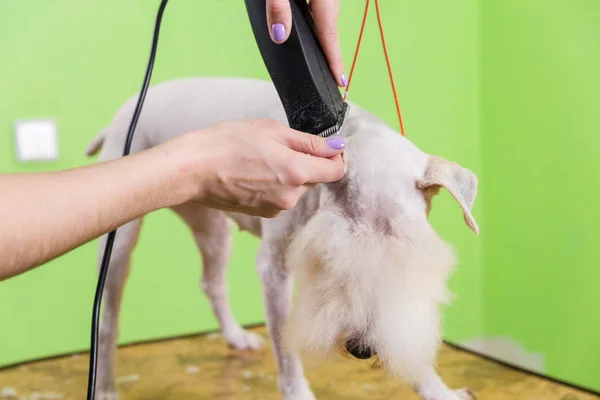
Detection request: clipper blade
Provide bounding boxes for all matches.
[317,125,340,138]
[316,104,349,138]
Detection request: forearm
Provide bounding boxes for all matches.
[0,147,190,280]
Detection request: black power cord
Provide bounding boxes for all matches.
[86,1,169,399]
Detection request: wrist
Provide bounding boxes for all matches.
[151,134,211,207]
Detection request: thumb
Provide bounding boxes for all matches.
[285,131,346,158]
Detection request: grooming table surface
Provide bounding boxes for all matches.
[0,326,596,400]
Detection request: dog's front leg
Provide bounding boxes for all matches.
[415,367,477,400]
[257,241,315,400]
[96,219,143,400]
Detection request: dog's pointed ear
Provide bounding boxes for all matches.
[417,156,479,234]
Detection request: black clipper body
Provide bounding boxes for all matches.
[245,0,348,137]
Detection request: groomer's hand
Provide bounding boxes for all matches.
[159,119,345,218]
[267,0,346,87]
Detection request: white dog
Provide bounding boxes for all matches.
[86,77,479,400]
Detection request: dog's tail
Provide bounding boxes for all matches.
[85,128,107,157]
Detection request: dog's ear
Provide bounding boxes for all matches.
[417,156,479,234]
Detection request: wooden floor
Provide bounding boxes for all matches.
[0,326,597,400]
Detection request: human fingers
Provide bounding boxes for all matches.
[282,128,346,158]
[267,0,292,44]
[310,0,346,86]
[288,153,345,185]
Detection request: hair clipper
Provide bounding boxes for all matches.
[245,0,348,137]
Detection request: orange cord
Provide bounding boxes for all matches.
[343,0,370,103]
[343,0,406,137]
[374,0,406,136]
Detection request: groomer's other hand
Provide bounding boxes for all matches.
[159,119,345,218]
[267,0,347,87]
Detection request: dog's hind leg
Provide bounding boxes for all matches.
[97,219,143,400]
[257,238,315,400]
[175,204,264,350]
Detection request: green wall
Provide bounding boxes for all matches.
[475,0,600,392]
[1,0,596,394]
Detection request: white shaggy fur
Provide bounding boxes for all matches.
[87,77,479,400]
[285,211,456,384]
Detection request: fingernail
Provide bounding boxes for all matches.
[327,137,346,150]
[341,73,348,87]
[271,23,286,43]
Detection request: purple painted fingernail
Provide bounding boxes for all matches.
[341,73,348,87]
[271,23,286,43]
[327,137,346,150]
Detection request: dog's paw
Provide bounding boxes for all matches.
[453,388,477,400]
[279,378,316,400]
[224,329,265,351]
[284,394,317,400]
[282,387,317,400]
[420,388,477,400]
[97,391,119,400]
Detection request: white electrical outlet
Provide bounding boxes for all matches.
[14,118,59,162]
